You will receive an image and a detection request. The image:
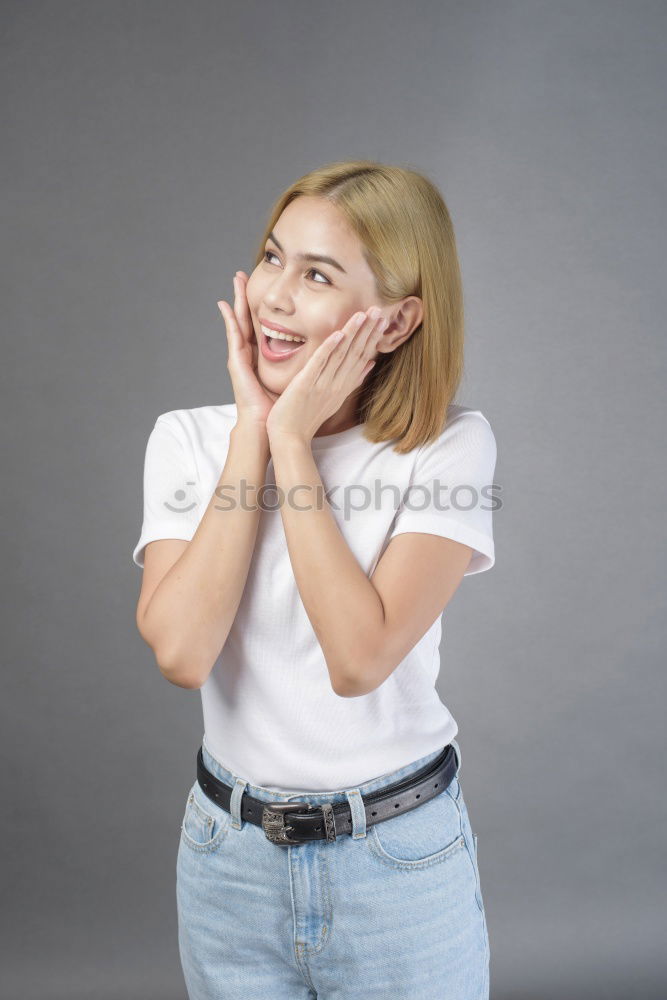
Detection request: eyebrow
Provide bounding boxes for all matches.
[267,231,347,275]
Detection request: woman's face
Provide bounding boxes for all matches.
[245,195,391,398]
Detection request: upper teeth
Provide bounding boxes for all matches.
[261,324,305,344]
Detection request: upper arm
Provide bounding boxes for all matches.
[132,411,201,642]
[359,532,473,694]
[135,538,189,640]
[131,413,201,570]
[339,412,497,696]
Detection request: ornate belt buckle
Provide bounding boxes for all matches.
[261,802,314,846]
[261,801,337,846]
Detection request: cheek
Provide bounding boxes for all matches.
[309,310,345,339]
[245,270,265,306]
[325,301,360,333]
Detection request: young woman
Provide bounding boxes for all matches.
[133,160,497,1000]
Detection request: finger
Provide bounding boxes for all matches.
[234,274,255,343]
[232,276,247,337]
[217,299,242,354]
[328,313,365,359]
[316,312,368,384]
[356,308,387,356]
[292,325,346,387]
[308,309,377,384]
[359,358,377,380]
[236,275,260,368]
[340,309,383,354]
[332,309,385,378]
[335,311,366,350]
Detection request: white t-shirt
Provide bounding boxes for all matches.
[132,402,497,792]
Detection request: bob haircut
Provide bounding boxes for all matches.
[252,160,465,455]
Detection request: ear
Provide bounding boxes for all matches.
[376,296,423,353]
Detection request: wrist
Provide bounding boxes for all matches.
[267,429,312,452]
[231,419,271,454]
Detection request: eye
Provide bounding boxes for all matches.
[305,266,330,285]
[263,249,331,285]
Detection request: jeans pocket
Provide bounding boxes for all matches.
[459,802,485,915]
[180,780,231,853]
[367,784,466,870]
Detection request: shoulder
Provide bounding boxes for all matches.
[416,404,497,466]
[151,402,238,447]
[444,403,494,438]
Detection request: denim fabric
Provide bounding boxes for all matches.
[176,736,490,999]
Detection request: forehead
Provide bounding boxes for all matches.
[273,196,364,263]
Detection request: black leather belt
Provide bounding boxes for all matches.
[196,743,457,847]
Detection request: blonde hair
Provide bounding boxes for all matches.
[253,160,465,454]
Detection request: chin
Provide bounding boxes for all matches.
[258,360,300,382]
[257,367,287,393]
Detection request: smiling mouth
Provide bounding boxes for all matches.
[260,322,305,342]
[259,327,308,359]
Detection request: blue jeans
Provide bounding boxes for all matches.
[176,737,490,999]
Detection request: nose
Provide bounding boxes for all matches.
[262,268,300,313]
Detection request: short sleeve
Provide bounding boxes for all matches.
[131,414,202,568]
[388,412,498,575]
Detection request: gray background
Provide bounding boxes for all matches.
[2,1,665,997]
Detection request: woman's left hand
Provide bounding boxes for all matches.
[265,307,387,445]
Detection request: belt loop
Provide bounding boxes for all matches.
[346,788,367,839]
[229,776,247,829]
[450,738,462,775]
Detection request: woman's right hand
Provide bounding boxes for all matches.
[218,272,279,432]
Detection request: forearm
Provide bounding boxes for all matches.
[142,422,270,687]
[269,434,385,695]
